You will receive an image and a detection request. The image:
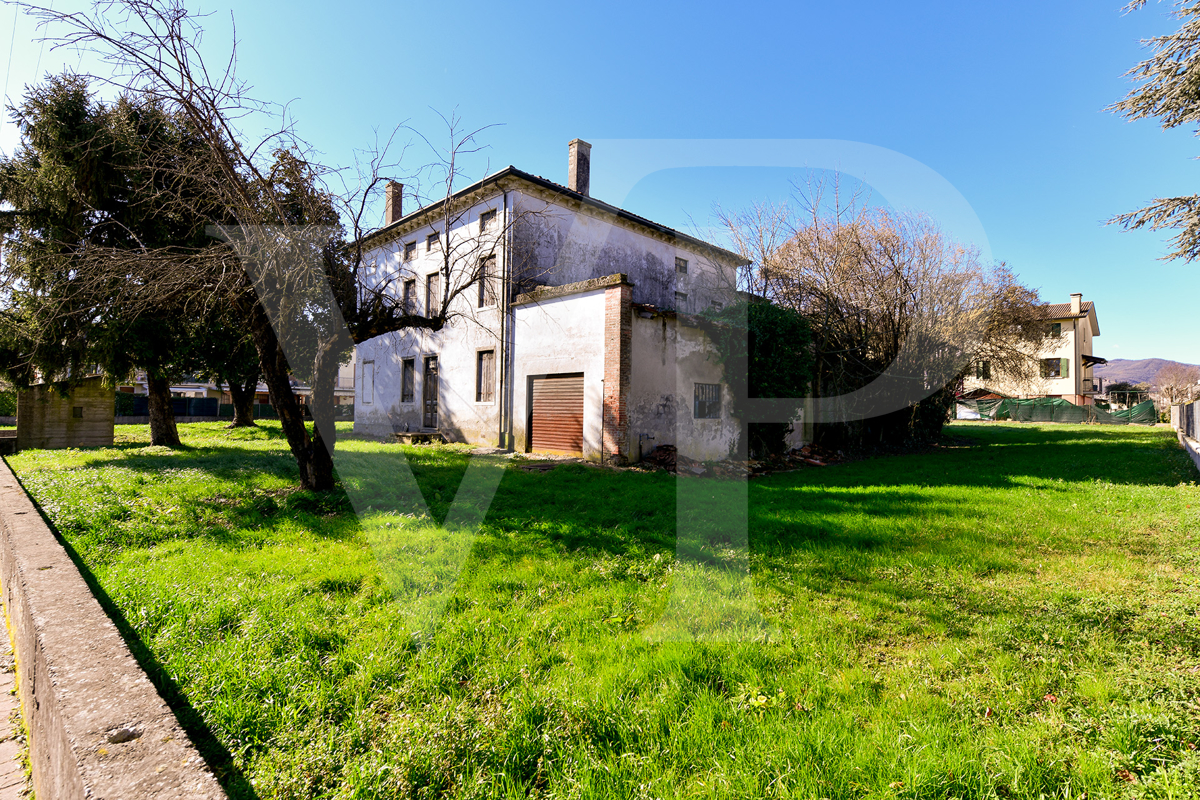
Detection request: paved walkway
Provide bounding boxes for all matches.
[0,635,27,799]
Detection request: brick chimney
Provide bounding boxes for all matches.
[568,139,591,197]
[385,181,404,225]
[1070,292,1082,314]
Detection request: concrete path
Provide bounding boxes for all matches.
[0,636,27,798]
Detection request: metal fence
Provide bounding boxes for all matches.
[1173,401,1199,440]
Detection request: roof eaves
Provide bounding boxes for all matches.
[357,166,749,266]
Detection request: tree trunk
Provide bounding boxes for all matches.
[227,371,258,428]
[247,303,335,491]
[146,374,181,447]
[310,336,340,450]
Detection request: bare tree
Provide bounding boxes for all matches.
[14,0,520,490]
[719,178,1048,447]
[1155,362,1200,405]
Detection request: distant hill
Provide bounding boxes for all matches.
[1093,358,1200,386]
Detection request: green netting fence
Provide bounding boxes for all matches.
[956,397,1157,425]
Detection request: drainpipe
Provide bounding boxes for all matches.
[498,188,511,449]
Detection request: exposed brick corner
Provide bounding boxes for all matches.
[602,282,632,464]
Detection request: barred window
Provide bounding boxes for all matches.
[401,359,415,403]
[476,350,495,403]
[694,383,721,419]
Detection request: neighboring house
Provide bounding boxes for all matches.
[354,139,747,462]
[116,354,357,407]
[966,293,1105,405]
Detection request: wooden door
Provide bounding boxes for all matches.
[423,356,438,429]
[529,373,584,454]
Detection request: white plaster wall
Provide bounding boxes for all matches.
[629,313,740,462]
[354,180,744,451]
[512,190,739,311]
[354,193,508,443]
[511,290,606,459]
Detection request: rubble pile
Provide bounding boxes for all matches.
[639,443,844,477]
[640,444,677,471]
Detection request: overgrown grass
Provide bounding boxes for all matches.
[6,421,1200,799]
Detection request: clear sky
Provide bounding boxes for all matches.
[2,1,1197,362]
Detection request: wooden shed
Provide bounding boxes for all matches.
[16,376,115,451]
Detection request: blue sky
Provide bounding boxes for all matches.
[2,1,1197,362]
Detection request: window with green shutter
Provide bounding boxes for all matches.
[1060,357,1069,378]
[1041,358,1066,378]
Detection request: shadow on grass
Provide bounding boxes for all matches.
[6,469,260,800]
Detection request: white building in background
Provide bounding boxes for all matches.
[965,293,1104,405]
[354,140,748,462]
[116,355,357,406]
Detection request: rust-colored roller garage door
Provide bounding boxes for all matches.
[529,373,585,455]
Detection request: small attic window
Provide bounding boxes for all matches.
[675,257,688,274]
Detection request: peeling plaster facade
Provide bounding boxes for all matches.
[353,161,747,462]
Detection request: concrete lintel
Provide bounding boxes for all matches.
[0,457,227,799]
[513,273,632,306]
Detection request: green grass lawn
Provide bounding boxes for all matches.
[6,421,1200,800]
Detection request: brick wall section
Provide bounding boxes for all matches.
[602,282,632,462]
[17,376,114,451]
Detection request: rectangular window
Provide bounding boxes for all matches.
[976,360,991,380]
[1048,322,1062,338]
[480,209,497,232]
[694,383,721,419]
[710,300,723,311]
[71,406,83,419]
[401,358,415,403]
[676,257,688,274]
[476,350,495,403]
[675,292,688,311]
[478,255,497,308]
[362,361,374,405]
[426,272,441,317]
[1040,358,1069,379]
[426,232,439,252]
[403,279,416,313]
[403,241,416,260]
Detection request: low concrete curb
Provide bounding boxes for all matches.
[0,457,226,799]
[1179,432,1200,475]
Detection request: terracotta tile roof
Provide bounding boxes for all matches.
[1039,301,1094,320]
